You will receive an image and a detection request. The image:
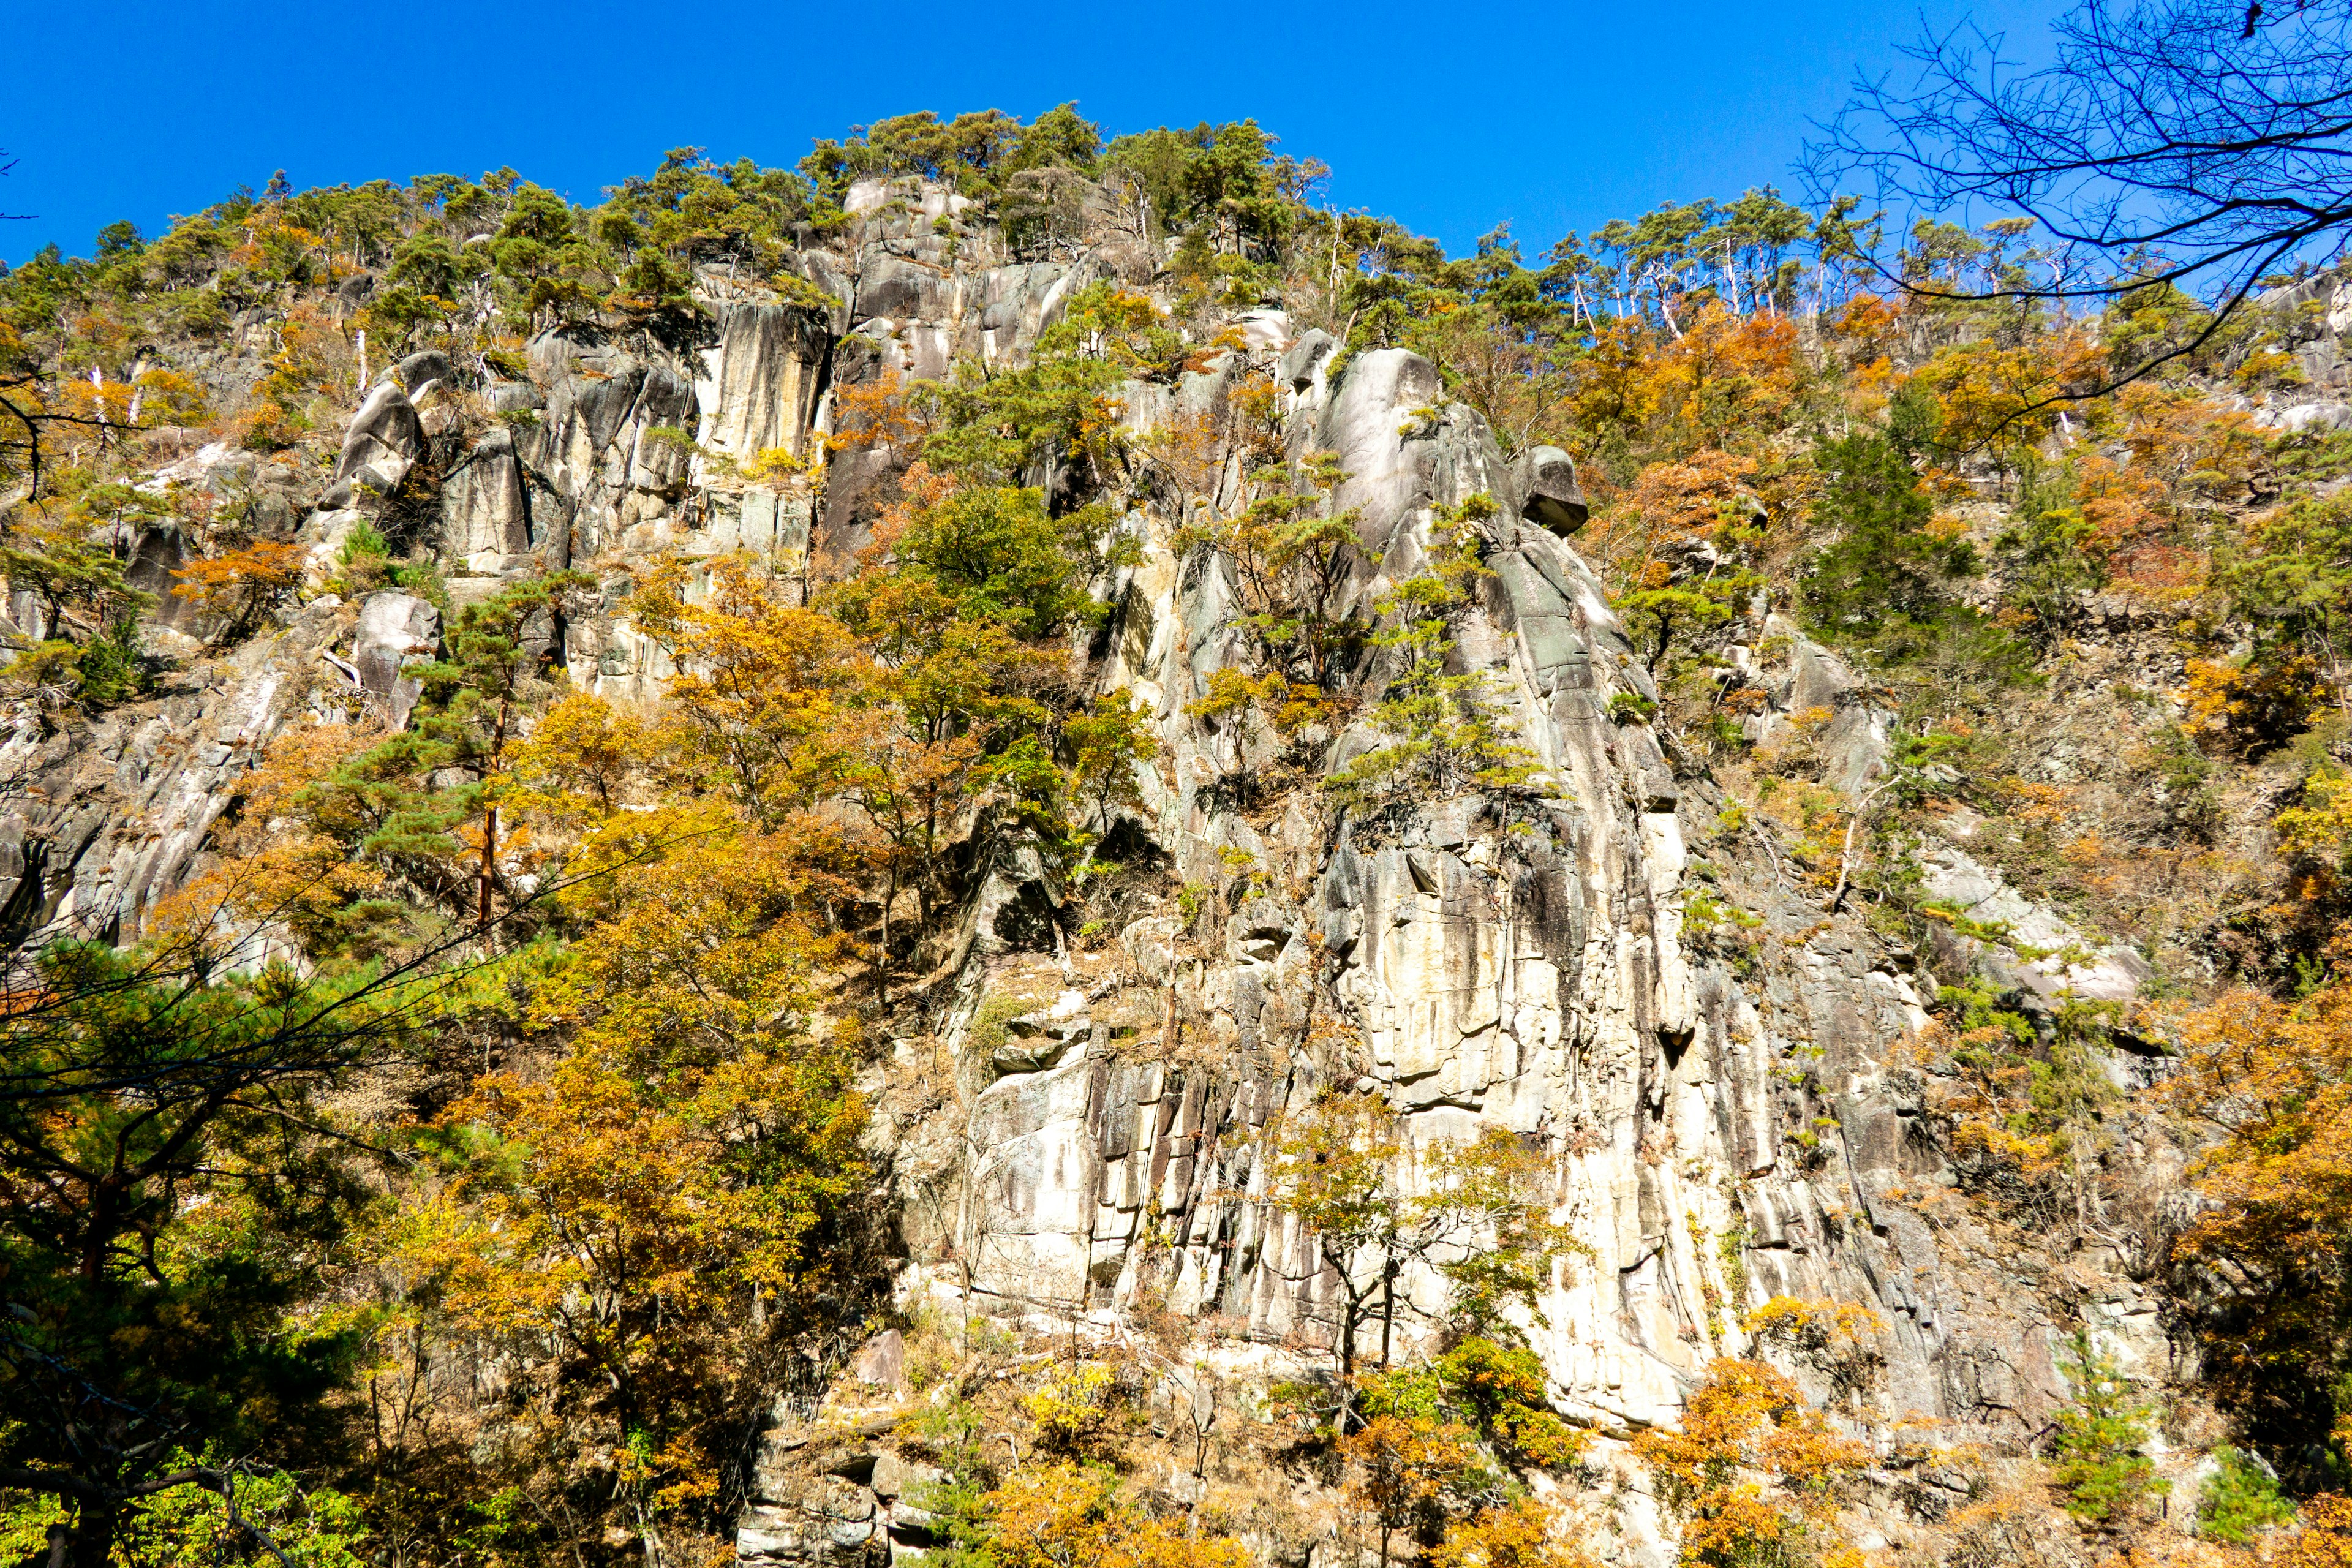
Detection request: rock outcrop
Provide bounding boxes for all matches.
[0,173,2183,1568]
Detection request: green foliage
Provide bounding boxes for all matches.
[71,618,151,708]
[1933,976,2035,1051]
[2218,492,2352,680]
[1802,431,1975,628]
[1997,459,2107,640]
[801,107,1102,202]
[1104,119,1311,254]
[2197,1447,2294,1543]
[0,940,404,1563]
[921,282,1177,485]
[1607,690,1659,725]
[1327,496,1538,808]
[123,1458,368,1568]
[890,483,1126,641]
[2048,1333,2169,1526]
[1064,691,1159,842]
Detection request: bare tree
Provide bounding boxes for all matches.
[1811,0,2352,394]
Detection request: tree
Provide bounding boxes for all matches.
[1272,1093,1576,1428]
[372,574,585,931]
[405,821,870,1568]
[2046,1333,2169,1526]
[1815,0,2352,399]
[1173,450,1363,693]
[628,552,861,829]
[171,538,304,645]
[1327,497,1538,809]
[1802,431,1973,631]
[1632,1359,1871,1568]
[2165,982,2352,1476]
[979,1464,1249,1568]
[0,940,411,1568]
[1063,691,1160,846]
[2216,493,2352,730]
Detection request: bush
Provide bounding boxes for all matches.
[2198,1447,2294,1543]
[2048,1334,2169,1526]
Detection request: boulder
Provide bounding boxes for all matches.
[352,592,441,730]
[992,1032,1076,1074]
[1237,307,1291,352]
[2253,400,2352,434]
[1316,347,1446,561]
[870,1453,944,1501]
[1515,444,1588,533]
[328,380,423,505]
[1276,328,1333,390]
[441,426,533,567]
[851,1330,905,1390]
[390,349,453,396]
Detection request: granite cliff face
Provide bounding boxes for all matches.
[4,170,2284,1567]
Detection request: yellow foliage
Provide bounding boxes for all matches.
[983,1465,1249,1568]
[1025,1363,1131,1458]
[739,445,805,483]
[508,687,662,819]
[1431,1497,1596,1568]
[1634,1358,1870,1567]
[627,552,862,824]
[1742,1296,1887,1346]
[2184,654,2328,752]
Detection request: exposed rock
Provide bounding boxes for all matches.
[1514,443,1589,533]
[389,349,453,395]
[1918,839,2152,1014]
[2253,399,2352,433]
[1275,328,1333,391]
[851,1330,904,1389]
[351,592,442,731]
[703,301,830,461]
[440,426,533,570]
[323,380,423,509]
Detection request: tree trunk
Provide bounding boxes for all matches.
[878,857,895,999]
[1379,1255,1400,1368]
[66,1496,117,1568]
[478,804,497,929]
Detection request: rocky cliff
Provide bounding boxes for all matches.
[4,167,2291,1568]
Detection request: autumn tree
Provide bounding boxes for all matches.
[405,816,870,1567]
[1273,1091,1577,1428]
[1633,1359,1870,1568]
[979,1464,1248,1568]
[170,538,303,645]
[2165,983,2352,1477]
[1817,0,2352,397]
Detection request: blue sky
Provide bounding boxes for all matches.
[5,0,2062,267]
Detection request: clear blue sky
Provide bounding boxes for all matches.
[4,0,2062,268]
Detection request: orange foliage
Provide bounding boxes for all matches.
[1634,1359,1871,1567]
[825,368,929,453]
[172,539,304,640]
[2280,1495,2352,1568]
[982,1465,1249,1568]
[2166,985,2352,1442]
[153,721,400,954]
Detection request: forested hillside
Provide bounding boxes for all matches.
[4,92,2352,1568]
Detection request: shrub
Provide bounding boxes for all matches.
[2048,1334,2168,1526]
[2198,1447,2294,1543]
